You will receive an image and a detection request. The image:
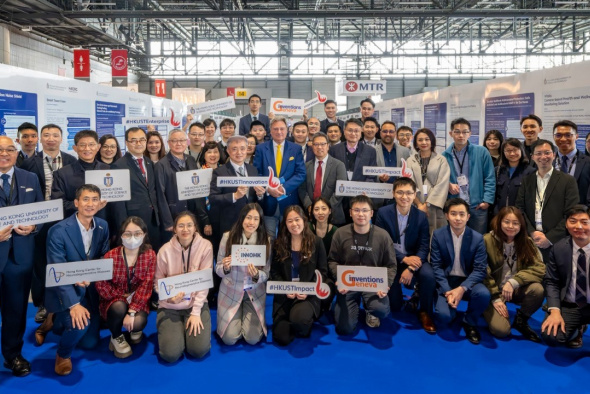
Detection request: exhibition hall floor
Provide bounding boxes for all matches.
[1,298,588,394]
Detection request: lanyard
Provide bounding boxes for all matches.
[352,225,373,264]
[453,149,468,175]
[180,238,194,274]
[122,248,134,293]
[45,156,59,171]
[555,154,577,174]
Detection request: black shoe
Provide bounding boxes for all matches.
[512,309,541,343]
[567,325,587,349]
[3,355,31,377]
[462,322,481,345]
[34,306,47,323]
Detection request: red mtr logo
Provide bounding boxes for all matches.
[345,81,358,92]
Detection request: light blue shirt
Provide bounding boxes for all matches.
[452,144,470,177]
[396,207,409,255]
[556,148,577,175]
[0,166,15,195]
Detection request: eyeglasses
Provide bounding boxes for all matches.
[176,223,195,230]
[312,142,328,147]
[122,231,144,239]
[351,208,371,214]
[346,129,362,134]
[127,138,147,144]
[553,133,576,139]
[76,143,98,149]
[533,150,553,157]
[452,130,470,135]
[247,142,257,146]
[380,129,396,134]
[504,149,520,155]
[501,219,521,227]
[229,147,247,153]
[168,139,187,144]
[102,145,117,150]
[395,191,415,197]
[0,148,17,154]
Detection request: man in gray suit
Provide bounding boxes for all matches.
[375,120,411,184]
[299,133,347,225]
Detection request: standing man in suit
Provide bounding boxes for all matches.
[291,121,314,163]
[15,122,38,167]
[552,120,590,205]
[542,205,590,348]
[521,114,543,160]
[320,100,345,134]
[299,132,347,225]
[0,136,43,377]
[443,117,495,234]
[218,118,237,164]
[516,139,579,263]
[36,184,110,375]
[375,177,436,333]
[376,120,411,184]
[253,116,306,239]
[21,123,76,324]
[329,118,378,221]
[239,94,270,137]
[431,198,490,344]
[51,129,109,219]
[156,128,210,244]
[111,127,161,250]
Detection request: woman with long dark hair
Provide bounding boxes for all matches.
[95,216,156,358]
[199,141,222,169]
[484,129,504,167]
[145,131,166,163]
[271,205,328,346]
[216,203,271,345]
[483,207,545,341]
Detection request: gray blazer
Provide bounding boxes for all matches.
[375,143,411,174]
[298,155,347,225]
[406,151,451,210]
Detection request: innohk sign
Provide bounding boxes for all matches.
[339,80,387,96]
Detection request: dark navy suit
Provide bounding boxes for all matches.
[239,113,270,137]
[45,213,110,358]
[430,226,490,326]
[375,203,435,313]
[0,167,43,361]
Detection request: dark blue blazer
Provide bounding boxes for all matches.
[545,237,576,309]
[239,113,270,137]
[303,144,315,163]
[493,163,535,215]
[329,142,377,182]
[0,167,44,273]
[320,118,345,134]
[430,226,487,294]
[253,140,306,216]
[374,203,430,264]
[45,213,110,313]
[21,151,76,197]
[51,160,109,220]
[569,151,590,205]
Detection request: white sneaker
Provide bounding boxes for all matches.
[109,334,132,358]
[129,331,143,345]
[366,312,381,328]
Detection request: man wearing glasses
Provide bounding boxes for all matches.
[112,127,161,250]
[376,121,410,185]
[299,132,347,225]
[442,117,495,234]
[186,122,206,164]
[552,120,590,205]
[375,177,436,334]
[517,139,579,264]
[328,195,396,334]
[51,130,109,219]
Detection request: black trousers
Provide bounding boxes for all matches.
[542,302,590,346]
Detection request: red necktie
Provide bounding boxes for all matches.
[313,160,323,200]
[137,157,147,181]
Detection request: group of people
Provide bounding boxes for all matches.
[0,95,589,378]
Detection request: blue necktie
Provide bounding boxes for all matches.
[576,249,588,307]
[561,155,568,173]
[1,174,9,200]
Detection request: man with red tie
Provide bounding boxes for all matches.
[299,132,347,226]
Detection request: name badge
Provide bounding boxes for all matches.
[457,174,469,202]
[347,171,353,181]
[422,184,428,196]
[243,276,253,291]
[535,208,543,231]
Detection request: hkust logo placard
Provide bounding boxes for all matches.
[85,169,131,202]
[176,168,212,200]
[266,269,330,299]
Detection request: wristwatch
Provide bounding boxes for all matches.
[127,312,136,317]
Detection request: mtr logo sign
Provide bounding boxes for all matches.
[340,80,386,96]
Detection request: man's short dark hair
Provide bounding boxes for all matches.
[17,122,38,138]
[443,198,470,214]
[553,120,578,134]
[311,132,329,144]
[344,118,363,129]
[531,139,556,154]
[363,117,380,128]
[520,114,542,127]
[350,194,374,210]
[220,118,236,129]
[203,118,217,128]
[360,98,375,108]
[325,123,342,134]
[393,177,417,192]
[40,124,63,135]
[381,121,396,129]
[74,129,99,145]
[450,118,471,131]
[248,94,261,103]
[292,121,309,131]
[324,99,336,107]
[75,184,102,200]
[249,120,265,131]
[189,122,205,132]
[397,126,413,135]
[125,126,146,141]
[565,204,590,220]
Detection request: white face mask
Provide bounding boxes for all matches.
[122,236,144,250]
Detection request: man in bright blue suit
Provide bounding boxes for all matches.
[0,136,43,377]
[36,184,110,376]
[253,116,306,238]
[430,198,490,345]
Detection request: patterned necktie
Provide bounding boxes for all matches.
[1,174,9,200]
[137,157,147,181]
[576,248,588,307]
[561,155,569,173]
[276,144,282,177]
[237,166,245,177]
[313,161,323,200]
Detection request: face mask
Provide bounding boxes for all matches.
[122,236,144,250]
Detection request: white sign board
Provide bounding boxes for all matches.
[336,265,388,293]
[187,97,235,115]
[85,169,131,202]
[334,181,393,199]
[270,97,305,117]
[46,259,113,287]
[231,244,267,266]
[176,168,213,200]
[0,199,63,228]
[157,269,214,299]
[339,80,386,96]
[266,269,330,299]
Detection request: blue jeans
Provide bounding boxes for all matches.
[435,277,490,326]
[467,206,488,235]
[52,297,100,358]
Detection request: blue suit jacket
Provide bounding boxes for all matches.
[239,113,270,137]
[430,225,487,294]
[253,140,306,216]
[0,167,43,273]
[45,213,110,313]
[374,203,430,264]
